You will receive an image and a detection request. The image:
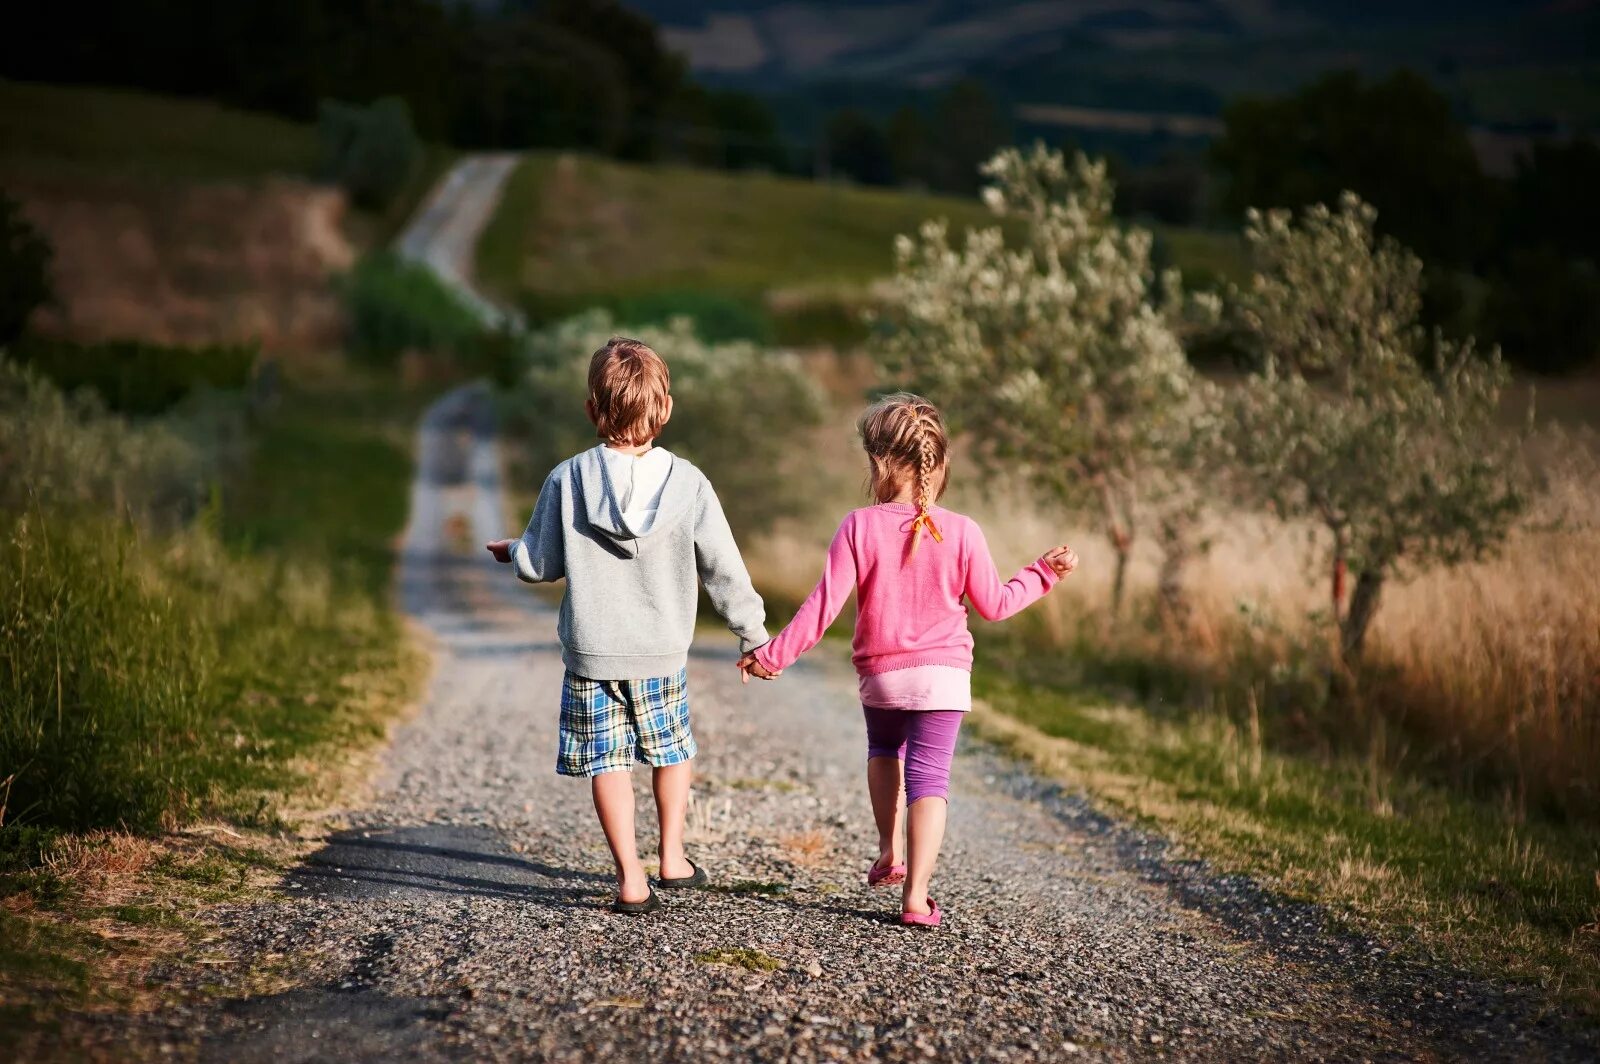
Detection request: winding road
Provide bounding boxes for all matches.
[140,158,1594,1062]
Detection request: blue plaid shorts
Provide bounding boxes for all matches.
[557,668,696,777]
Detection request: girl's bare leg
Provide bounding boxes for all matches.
[902,795,948,915]
[652,761,695,880]
[867,756,906,871]
[592,770,650,903]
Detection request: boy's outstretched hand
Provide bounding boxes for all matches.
[1042,545,1079,577]
[485,539,514,563]
[736,651,780,684]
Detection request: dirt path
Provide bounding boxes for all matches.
[134,157,1593,1062]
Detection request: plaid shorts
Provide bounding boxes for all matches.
[557,668,696,777]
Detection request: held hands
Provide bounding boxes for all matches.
[1042,545,1079,577]
[735,651,781,685]
[485,538,514,563]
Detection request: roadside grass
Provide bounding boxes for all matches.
[475,152,1244,343]
[0,369,429,1041]
[968,669,1600,1020]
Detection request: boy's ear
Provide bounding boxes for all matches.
[584,398,598,427]
[662,395,674,428]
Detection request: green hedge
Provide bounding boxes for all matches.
[12,336,257,416]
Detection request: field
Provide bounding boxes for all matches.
[476,152,1245,341]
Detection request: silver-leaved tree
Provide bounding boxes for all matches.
[879,144,1218,614]
[1226,192,1527,660]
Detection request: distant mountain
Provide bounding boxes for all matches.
[622,0,1600,129]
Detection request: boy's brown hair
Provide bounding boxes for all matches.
[587,337,671,446]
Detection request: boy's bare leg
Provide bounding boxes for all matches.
[652,761,695,880]
[866,756,906,871]
[902,796,947,916]
[592,770,650,903]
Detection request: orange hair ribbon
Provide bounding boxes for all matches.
[910,509,943,544]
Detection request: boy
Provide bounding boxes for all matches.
[486,337,769,914]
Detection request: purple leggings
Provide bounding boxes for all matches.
[862,707,965,804]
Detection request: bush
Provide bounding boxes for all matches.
[509,310,825,538]
[318,97,421,210]
[0,191,52,347]
[11,336,257,416]
[342,253,486,366]
[0,358,238,526]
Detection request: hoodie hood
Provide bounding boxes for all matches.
[574,445,696,558]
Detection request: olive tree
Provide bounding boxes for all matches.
[1226,192,1526,660]
[879,144,1217,614]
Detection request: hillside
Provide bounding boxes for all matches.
[629,1,1599,129]
[476,151,1243,340]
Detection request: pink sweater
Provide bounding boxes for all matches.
[753,503,1059,677]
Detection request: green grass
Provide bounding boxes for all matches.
[477,152,1244,341]
[0,370,429,1040]
[693,947,783,972]
[0,80,323,182]
[971,669,1600,1020]
[0,80,455,246]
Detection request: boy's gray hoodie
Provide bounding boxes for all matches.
[509,445,768,680]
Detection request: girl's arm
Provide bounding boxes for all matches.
[963,521,1060,622]
[752,517,858,673]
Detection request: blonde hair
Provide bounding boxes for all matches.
[858,392,949,556]
[587,337,671,446]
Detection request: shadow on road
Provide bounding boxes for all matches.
[290,825,608,911]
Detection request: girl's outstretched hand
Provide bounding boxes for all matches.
[736,652,781,684]
[485,539,514,563]
[1042,545,1079,577]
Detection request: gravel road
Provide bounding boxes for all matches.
[129,157,1594,1062]
[130,384,1587,1064]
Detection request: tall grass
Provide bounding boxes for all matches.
[0,361,418,835]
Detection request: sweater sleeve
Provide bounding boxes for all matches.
[692,478,770,653]
[509,470,566,583]
[963,520,1058,622]
[754,516,857,673]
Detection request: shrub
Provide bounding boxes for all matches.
[318,97,421,211]
[509,310,825,538]
[0,191,52,347]
[342,253,485,366]
[11,336,257,416]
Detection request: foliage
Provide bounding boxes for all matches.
[342,253,486,366]
[12,336,258,416]
[318,97,421,210]
[0,192,52,348]
[0,365,417,834]
[509,310,825,538]
[1213,70,1493,269]
[878,143,1218,612]
[1224,193,1527,658]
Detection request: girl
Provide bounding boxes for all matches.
[737,393,1076,927]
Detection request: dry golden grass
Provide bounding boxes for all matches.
[780,829,833,870]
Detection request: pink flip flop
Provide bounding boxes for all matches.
[901,898,941,928]
[867,861,906,887]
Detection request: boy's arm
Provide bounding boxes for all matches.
[508,471,566,584]
[692,480,769,652]
[752,517,856,674]
[963,521,1058,622]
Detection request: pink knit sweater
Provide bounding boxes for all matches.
[753,503,1059,677]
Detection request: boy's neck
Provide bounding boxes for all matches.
[604,440,654,457]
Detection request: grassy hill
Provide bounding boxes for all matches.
[476,151,1243,342]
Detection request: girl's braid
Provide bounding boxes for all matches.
[909,407,940,555]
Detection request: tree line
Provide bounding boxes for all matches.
[0,0,788,169]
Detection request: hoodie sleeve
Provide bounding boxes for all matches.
[509,469,566,584]
[691,478,769,652]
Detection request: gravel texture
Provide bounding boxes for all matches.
[103,383,1596,1063]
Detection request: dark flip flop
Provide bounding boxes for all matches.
[612,886,662,915]
[657,860,708,890]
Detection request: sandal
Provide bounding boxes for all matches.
[657,859,707,890]
[612,886,663,915]
[901,898,941,928]
[867,860,907,887]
